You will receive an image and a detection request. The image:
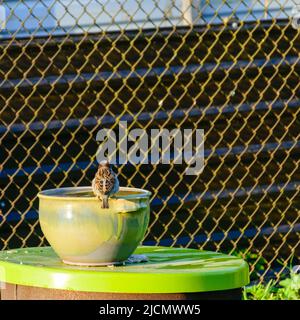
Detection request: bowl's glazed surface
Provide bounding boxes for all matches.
[38,187,151,265]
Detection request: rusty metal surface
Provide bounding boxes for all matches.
[0,283,242,300]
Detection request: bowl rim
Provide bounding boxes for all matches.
[38,186,151,201]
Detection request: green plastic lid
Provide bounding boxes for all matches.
[0,246,249,293]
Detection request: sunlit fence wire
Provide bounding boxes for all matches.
[0,0,299,282]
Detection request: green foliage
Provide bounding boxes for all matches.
[277,272,300,300]
[243,280,277,300]
[231,249,299,300]
[244,271,300,300]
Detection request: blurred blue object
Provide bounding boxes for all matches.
[0,0,297,38]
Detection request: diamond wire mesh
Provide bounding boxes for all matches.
[0,0,299,282]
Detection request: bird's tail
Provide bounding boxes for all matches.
[101,196,109,209]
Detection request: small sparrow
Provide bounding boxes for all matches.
[92,160,119,209]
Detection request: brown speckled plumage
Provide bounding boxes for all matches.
[92,160,119,208]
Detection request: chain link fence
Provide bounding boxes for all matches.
[0,0,299,282]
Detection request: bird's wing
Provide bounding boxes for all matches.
[101,177,111,194]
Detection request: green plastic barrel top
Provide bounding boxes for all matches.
[0,246,249,294]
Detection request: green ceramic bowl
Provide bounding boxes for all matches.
[38,187,151,266]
